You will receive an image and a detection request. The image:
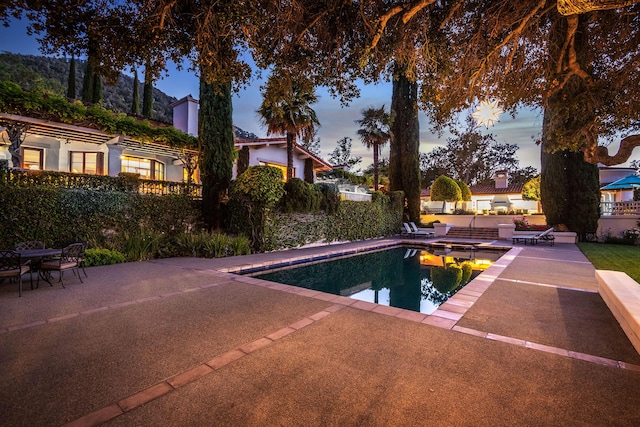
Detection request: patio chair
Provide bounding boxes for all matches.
[0,251,32,297]
[15,241,45,251]
[38,243,85,288]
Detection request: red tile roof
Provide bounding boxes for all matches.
[469,183,524,195]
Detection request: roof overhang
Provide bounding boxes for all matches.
[0,113,196,159]
[235,137,332,171]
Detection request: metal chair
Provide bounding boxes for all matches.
[38,243,84,288]
[15,241,45,251]
[0,251,32,297]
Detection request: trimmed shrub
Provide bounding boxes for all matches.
[280,178,321,213]
[431,175,462,202]
[455,179,472,201]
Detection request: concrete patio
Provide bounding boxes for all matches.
[1,239,639,426]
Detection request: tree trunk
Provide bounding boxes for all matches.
[390,63,421,222]
[286,132,295,181]
[540,12,600,236]
[373,143,379,191]
[199,78,235,230]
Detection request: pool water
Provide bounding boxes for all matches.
[252,245,506,315]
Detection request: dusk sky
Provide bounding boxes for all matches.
[2,16,608,173]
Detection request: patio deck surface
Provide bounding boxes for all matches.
[1,238,639,426]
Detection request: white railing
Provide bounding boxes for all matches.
[339,191,372,202]
[601,201,640,216]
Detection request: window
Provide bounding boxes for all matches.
[70,152,104,175]
[258,161,292,181]
[121,156,165,180]
[21,147,43,170]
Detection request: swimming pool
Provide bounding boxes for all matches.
[251,244,507,315]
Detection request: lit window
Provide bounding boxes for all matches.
[22,147,43,170]
[258,161,291,181]
[121,156,165,180]
[70,152,103,175]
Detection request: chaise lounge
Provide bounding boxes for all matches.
[511,227,555,246]
[402,222,435,238]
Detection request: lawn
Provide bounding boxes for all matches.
[577,243,640,283]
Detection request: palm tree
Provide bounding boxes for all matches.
[257,70,320,181]
[355,105,391,191]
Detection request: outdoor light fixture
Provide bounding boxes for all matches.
[472,100,504,129]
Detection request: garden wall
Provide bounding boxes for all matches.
[597,216,640,240]
[420,214,547,228]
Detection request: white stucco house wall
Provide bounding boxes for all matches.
[1,94,331,184]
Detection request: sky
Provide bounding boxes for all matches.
[0,17,576,173]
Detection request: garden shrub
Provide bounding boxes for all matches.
[431,175,462,202]
[228,166,285,251]
[83,248,126,266]
[455,180,472,201]
[315,182,341,214]
[280,178,321,213]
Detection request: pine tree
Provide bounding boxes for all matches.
[66,56,76,99]
[131,69,140,115]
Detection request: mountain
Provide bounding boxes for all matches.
[0,53,259,138]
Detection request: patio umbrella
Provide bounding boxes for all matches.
[600,174,640,190]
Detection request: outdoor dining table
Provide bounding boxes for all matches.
[16,248,62,288]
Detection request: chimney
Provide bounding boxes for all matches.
[170,95,199,136]
[495,170,509,189]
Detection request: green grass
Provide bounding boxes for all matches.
[577,243,640,283]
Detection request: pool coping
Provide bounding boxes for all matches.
[227,241,640,372]
[229,240,519,327]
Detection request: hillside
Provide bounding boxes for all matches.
[0,53,259,139]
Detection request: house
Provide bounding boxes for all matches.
[468,171,539,214]
[171,95,332,182]
[420,171,540,214]
[0,95,331,186]
[0,112,194,183]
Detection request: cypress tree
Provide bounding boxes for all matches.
[142,67,154,118]
[92,74,103,104]
[81,60,94,103]
[199,79,235,229]
[131,70,140,115]
[564,151,600,240]
[390,63,421,222]
[67,56,76,99]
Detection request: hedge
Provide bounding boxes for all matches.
[0,184,200,249]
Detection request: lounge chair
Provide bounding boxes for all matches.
[512,228,555,246]
[401,222,434,238]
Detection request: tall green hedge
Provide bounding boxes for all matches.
[0,184,200,249]
[262,190,404,252]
